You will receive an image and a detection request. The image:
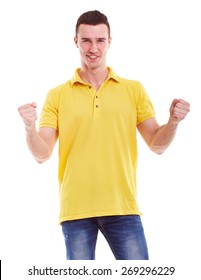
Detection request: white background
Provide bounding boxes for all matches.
[0,0,200,278]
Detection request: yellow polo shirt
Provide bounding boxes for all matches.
[39,67,155,223]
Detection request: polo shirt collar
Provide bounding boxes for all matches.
[70,66,120,86]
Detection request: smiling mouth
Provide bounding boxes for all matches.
[87,55,99,60]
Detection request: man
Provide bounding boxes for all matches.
[18,10,190,260]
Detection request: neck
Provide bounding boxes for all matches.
[79,66,109,91]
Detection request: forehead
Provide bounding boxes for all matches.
[77,24,109,38]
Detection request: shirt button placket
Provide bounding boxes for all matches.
[95,95,98,108]
[94,94,100,116]
[88,85,101,116]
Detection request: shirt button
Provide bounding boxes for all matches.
[96,95,98,98]
[96,105,99,108]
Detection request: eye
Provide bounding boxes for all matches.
[97,38,106,43]
[81,38,91,43]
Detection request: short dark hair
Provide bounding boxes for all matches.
[75,10,111,37]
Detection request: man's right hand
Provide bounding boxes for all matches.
[18,102,37,131]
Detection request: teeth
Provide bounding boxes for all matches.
[89,56,97,58]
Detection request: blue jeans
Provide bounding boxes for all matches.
[61,215,149,260]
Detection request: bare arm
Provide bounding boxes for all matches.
[137,99,190,154]
[18,102,58,163]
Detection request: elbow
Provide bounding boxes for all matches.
[152,149,164,155]
[35,158,48,164]
[149,143,166,155]
[36,158,48,164]
[34,153,51,164]
[32,147,52,164]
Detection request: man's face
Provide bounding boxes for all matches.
[74,24,111,70]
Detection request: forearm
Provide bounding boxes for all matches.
[149,118,178,154]
[25,126,51,163]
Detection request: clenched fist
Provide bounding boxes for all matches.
[169,99,190,124]
[18,102,38,130]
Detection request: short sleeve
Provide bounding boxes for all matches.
[136,82,155,125]
[39,87,60,130]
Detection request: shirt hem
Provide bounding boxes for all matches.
[59,210,142,224]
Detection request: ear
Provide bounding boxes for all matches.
[74,36,78,47]
[108,37,112,48]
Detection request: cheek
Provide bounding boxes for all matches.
[79,49,88,60]
[79,44,89,53]
[102,46,109,55]
[79,48,86,55]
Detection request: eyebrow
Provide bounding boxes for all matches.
[81,37,107,41]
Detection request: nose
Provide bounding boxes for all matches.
[89,42,98,53]
[89,49,97,53]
